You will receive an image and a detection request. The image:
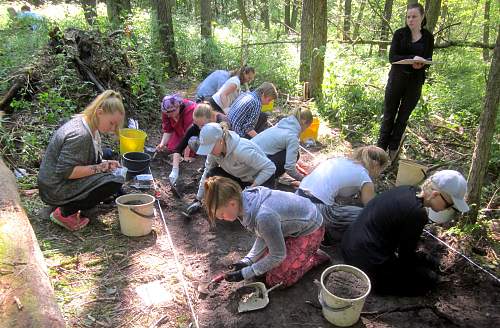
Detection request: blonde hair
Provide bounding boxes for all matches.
[351,146,389,175]
[193,103,214,121]
[82,90,125,135]
[256,82,278,99]
[204,176,242,224]
[293,108,313,127]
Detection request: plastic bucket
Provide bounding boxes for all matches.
[318,265,371,327]
[122,152,151,171]
[300,117,320,142]
[115,193,155,236]
[396,159,428,186]
[119,128,147,154]
[261,100,274,112]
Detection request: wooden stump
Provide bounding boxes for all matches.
[0,158,65,327]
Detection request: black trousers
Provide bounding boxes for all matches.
[206,167,275,190]
[208,97,224,114]
[268,150,287,179]
[61,182,123,216]
[345,252,438,296]
[377,71,423,151]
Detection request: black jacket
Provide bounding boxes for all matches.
[389,26,434,82]
[341,186,428,272]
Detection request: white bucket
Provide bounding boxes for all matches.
[318,265,371,327]
[115,193,156,237]
[396,160,428,186]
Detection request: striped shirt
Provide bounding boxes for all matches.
[227,91,262,137]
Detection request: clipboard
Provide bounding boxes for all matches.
[393,59,435,65]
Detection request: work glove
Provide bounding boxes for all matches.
[182,200,202,217]
[224,270,244,282]
[169,167,179,185]
[228,261,249,271]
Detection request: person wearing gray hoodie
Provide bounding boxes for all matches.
[252,109,313,182]
[183,122,276,217]
[203,176,330,287]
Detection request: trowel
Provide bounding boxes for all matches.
[238,282,283,313]
[197,273,224,295]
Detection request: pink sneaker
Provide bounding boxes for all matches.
[50,208,89,231]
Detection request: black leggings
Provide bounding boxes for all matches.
[206,167,275,190]
[377,70,423,151]
[61,182,123,216]
[208,97,224,114]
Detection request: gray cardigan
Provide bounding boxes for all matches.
[238,187,323,279]
[196,130,276,200]
[38,117,123,206]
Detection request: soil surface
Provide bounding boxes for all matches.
[324,270,369,299]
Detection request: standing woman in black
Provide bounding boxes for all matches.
[377,3,434,160]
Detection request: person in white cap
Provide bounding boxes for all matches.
[182,122,276,217]
[340,169,469,296]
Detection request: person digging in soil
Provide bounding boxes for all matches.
[183,122,276,217]
[38,90,126,231]
[156,94,197,161]
[208,66,255,114]
[341,170,469,296]
[227,82,277,138]
[204,176,331,287]
[252,108,313,187]
[297,146,389,244]
[168,103,228,186]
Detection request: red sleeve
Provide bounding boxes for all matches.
[162,112,173,133]
[182,100,195,131]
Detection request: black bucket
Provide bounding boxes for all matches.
[122,152,151,178]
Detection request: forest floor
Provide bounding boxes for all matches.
[16,79,499,327]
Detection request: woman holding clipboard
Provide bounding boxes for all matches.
[377,3,434,160]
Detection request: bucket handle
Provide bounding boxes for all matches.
[318,291,354,312]
[128,207,155,219]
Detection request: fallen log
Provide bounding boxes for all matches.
[0,157,65,327]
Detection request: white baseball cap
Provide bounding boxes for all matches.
[431,170,469,213]
[196,123,223,156]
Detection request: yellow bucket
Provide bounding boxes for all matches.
[119,128,147,154]
[396,160,428,186]
[300,117,320,142]
[261,100,274,112]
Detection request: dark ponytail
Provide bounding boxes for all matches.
[407,3,426,28]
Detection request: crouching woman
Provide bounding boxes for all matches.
[204,176,330,287]
[38,90,125,231]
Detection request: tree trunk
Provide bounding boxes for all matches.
[237,0,251,29]
[424,0,441,34]
[261,1,270,30]
[291,0,299,30]
[353,0,366,40]
[343,0,352,41]
[285,0,291,32]
[81,0,97,26]
[465,27,500,224]
[106,0,122,27]
[300,0,314,82]
[0,159,65,328]
[378,0,394,55]
[483,0,491,61]
[153,0,179,75]
[309,0,327,98]
[200,0,212,39]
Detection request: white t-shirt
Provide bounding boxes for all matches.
[212,76,241,111]
[299,157,372,206]
[81,116,102,161]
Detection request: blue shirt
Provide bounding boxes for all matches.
[227,91,262,137]
[196,70,230,98]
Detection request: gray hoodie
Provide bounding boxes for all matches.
[196,131,276,200]
[252,115,304,180]
[238,187,323,279]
